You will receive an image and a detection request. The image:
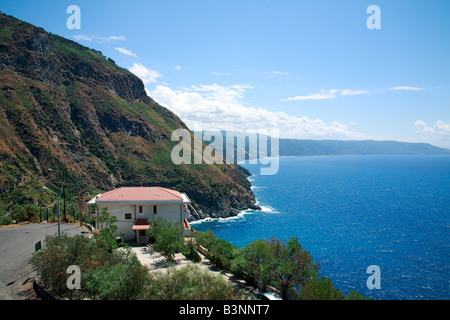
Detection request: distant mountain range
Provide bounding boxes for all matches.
[194,131,450,160]
[278,139,450,156]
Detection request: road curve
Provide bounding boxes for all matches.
[0,222,89,300]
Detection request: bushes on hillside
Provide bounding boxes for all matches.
[194,229,243,270]
[194,230,370,300]
[30,233,149,299]
[30,214,369,300]
[31,232,244,300]
[149,218,201,262]
[0,203,12,226]
[145,264,246,300]
[148,218,185,260]
[10,204,38,223]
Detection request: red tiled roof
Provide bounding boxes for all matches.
[96,187,183,203]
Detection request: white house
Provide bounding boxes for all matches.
[87,186,192,244]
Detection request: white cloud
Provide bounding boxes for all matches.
[189,84,252,102]
[72,35,126,43]
[150,84,363,140]
[129,63,162,84]
[415,120,450,148]
[281,89,338,101]
[281,88,370,101]
[281,89,370,101]
[211,72,231,76]
[391,86,423,91]
[72,34,93,41]
[174,66,182,70]
[282,86,425,102]
[415,120,450,136]
[340,89,370,96]
[263,71,289,76]
[115,47,137,58]
[106,36,126,41]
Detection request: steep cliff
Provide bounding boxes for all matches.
[0,13,259,219]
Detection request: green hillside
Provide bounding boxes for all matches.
[0,13,258,220]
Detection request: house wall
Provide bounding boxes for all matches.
[96,203,184,241]
[97,205,136,240]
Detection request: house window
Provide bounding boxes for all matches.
[139,206,143,213]
[125,213,132,220]
[153,206,157,214]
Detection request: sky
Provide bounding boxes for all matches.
[2,0,450,148]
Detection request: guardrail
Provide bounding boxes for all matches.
[33,280,59,300]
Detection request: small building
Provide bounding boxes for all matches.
[87,187,192,244]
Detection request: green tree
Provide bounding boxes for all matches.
[345,289,372,300]
[10,204,38,223]
[300,276,345,300]
[30,233,149,300]
[244,237,319,300]
[149,218,184,260]
[84,253,149,300]
[183,238,201,263]
[94,207,124,252]
[30,233,103,297]
[0,203,11,226]
[194,229,243,270]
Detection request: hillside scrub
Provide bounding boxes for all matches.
[148,218,201,262]
[30,232,244,300]
[30,233,149,299]
[145,264,247,300]
[0,13,259,220]
[194,230,370,300]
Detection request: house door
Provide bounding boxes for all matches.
[138,229,147,244]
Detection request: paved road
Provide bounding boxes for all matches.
[0,223,88,300]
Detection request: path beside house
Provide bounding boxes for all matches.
[130,245,261,298]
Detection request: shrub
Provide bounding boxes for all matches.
[194,229,243,270]
[30,233,149,299]
[195,230,369,300]
[145,264,246,300]
[0,203,11,226]
[194,228,217,249]
[10,204,38,223]
[208,238,242,270]
[149,218,184,260]
[244,237,319,299]
[84,253,149,300]
[300,276,345,300]
[183,238,201,263]
[30,233,102,297]
[229,254,248,280]
[93,207,125,252]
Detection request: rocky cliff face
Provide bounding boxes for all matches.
[0,13,259,219]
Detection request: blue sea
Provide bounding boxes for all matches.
[192,155,450,300]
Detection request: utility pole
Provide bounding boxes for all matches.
[63,183,67,222]
[43,184,64,237]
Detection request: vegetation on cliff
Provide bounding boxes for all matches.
[0,13,258,220]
